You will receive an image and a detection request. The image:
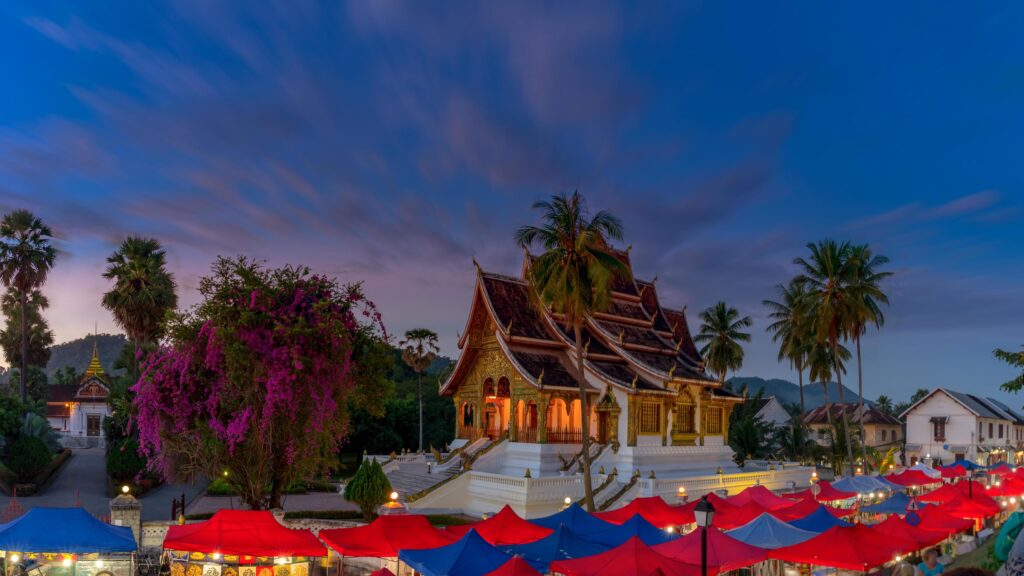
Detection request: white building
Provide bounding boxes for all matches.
[750,396,791,428]
[46,341,112,448]
[901,388,1024,466]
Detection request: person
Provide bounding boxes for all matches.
[915,549,944,576]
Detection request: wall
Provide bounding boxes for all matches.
[905,391,976,463]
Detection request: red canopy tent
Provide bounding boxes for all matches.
[872,516,947,549]
[787,480,857,502]
[985,475,1024,497]
[549,536,699,576]
[912,508,973,536]
[652,527,767,573]
[771,525,918,571]
[944,495,1000,519]
[594,496,695,527]
[988,462,1016,476]
[712,501,768,530]
[319,515,458,558]
[940,465,967,479]
[484,557,542,576]
[885,469,942,488]
[447,505,552,545]
[163,510,326,557]
[726,485,796,511]
[770,497,853,522]
[368,569,394,576]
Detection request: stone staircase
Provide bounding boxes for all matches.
[386,461,458,497]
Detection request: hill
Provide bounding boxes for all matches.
[728,376,865,411]
[45,333,128,378]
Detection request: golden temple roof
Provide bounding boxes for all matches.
[83,337,107,382]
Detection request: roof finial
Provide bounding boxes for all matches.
[626,244,633,253]
[506,319,513,334]
[537,369,545,389]
[631,374,638,389]
[583,339,591,357]
[668,364,677,380]
[675,340,683,353]
[472,257,481,272]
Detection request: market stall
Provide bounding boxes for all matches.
[529,504,615,536]
[724,513,817,549]
[501,525,606,572]
[445,506,550,546]
[548,536,698,576]
[584,515,677,548]
[651,526,766,572]
[162,510,325,576]
[0,508,136,576]
[592,496,694,528]
[398,530,512,576]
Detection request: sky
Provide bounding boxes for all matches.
[0,1,1022,406]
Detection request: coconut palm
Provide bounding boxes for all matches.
[695,301,753,385]
[516,190,628,512]
[846,243,891,465]
[0,210,57,408]
[101,236,178,380]
[794,240,858,470]
[400,328,440,453]
[875,395,894,417]
[996,346,1024,392]
[807,338,851,436]
[764,281,811,414]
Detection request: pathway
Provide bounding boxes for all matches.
[386,461,457,496]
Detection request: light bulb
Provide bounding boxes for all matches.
[665,526,675,534]
[121,485,130,494]
[564,497,571,505]
[10,554,20,564]
[389,491,399,501]
[96,561,104,569]
[62,558,72,567]
[212,553,222,560]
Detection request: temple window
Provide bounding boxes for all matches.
[638,402,661,435]
[674,404,695,433]
[705,407,723,434]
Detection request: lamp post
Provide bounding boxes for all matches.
[694,495,715,576]
[677,485,688,504]
[968,468,974,499]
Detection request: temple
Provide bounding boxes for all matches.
[46,338,112,448]
[441,249,743,452]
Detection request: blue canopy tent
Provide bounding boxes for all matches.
[586,515,678,548]
[951,459,986,471]
[831,475,896,494]
[861,492,930,516]
[502,524,609,572]
[0,508,136,553]
[725,513,818,550]
[787,505,853,532]
[530,504,616,536]
[399,529,512,576]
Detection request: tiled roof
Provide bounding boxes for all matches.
[508,350,587,389]
[986,398,1024,424]
[480,274,553,341]
[945,390,1012,420]
[48,385,78,403]
[661,308,702,363]
[804,403,901,425]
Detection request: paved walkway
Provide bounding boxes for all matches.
[0,448,209,521]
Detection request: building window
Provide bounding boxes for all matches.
[999,424,1004,439]
[638,402,661,435]
[990,423,994,438]
[881,429,887,442]
[705,407,723,434]
[933,420,946,441]
[674,404,695,433]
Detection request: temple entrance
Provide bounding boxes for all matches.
[547,398,582,444]
[484,402,504,440]
[598,412,609,444]
[458,402,478,439]
[514,400,538,442]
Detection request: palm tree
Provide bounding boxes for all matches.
[875,395,894,417]
[996,346,1024,392]
[0,287,54,369]
[516,190,628,512]
[101,236,178,380]
[764,281,811,414]
[775,416,817,463]
[695,301,753,385]
[0,210,57,409]
[807,338,851,444]
[846,243,891,465]
[400,328,440,453]
[795,240,858,470]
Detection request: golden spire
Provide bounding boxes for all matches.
[84,331,106,382]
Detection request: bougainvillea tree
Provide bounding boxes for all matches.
[132,257,389,509]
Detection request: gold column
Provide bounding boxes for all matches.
[537,395,550,443]
[697,390,705,446]
[661,399,671,447]
[626,395,638,447]
[509,395,518,440]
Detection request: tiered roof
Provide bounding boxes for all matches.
[442,250,723,397]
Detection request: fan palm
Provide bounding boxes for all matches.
[400,328,440,453]
[695,301,752,385]
[846,243,891,466]
[996,346,1024,392]
[0,210,57,409]
[516,190,628,512]
[101,236,178,380]
[764,281,811,414]
[794,240,858,470]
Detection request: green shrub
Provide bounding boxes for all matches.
[6,436,52,482]
[21,414,62,453]
[343,459,392,521]
[205,477,234,495]
[107,438,146,482]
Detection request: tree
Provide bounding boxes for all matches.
[728,390,774,465]
[695,301,753,385]
[875,395,894,417]
[8,367,49,409]
[846,244,891,466]
[133,257,388,509]
[515,190,628,512]
[775,416,817,464]
[795,240,858,470]
[0,210,57,409]
[806,338,851,437]
[400,328,440,453]
[6,435,52,482]
[102,236,178,380]
[764,282,810,414]
[996,346,1024,392]
[52,366,82,386]
[909,388,929,404]
[0,288,54,369]
[344,458,392,521]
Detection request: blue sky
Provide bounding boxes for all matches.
[1,1,1021,405]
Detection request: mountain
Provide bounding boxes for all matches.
[45,333,129,378]
[728,376,865,412]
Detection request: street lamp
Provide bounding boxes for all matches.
[694,495,715,576]
[677,485,688,504]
